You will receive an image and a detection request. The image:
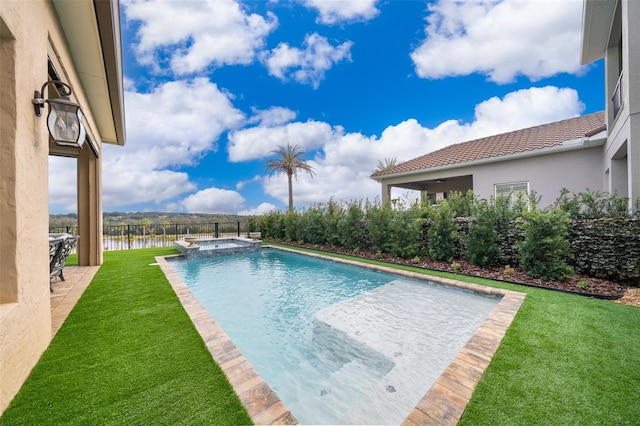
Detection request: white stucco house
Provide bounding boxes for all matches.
[372,0,638,212]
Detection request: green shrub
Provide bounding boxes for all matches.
[364,200,393,254]
[552,188,633,219]
[299,206,326,244]
[284,211,300,241]
[492,195,524,265]
[427,200,457,261]
[389,203,422,258]
[466,200,500,267]
[338,201,366,249]
[321,198,343,246]
[260,213,277,238]
[446,190,476,217]
[274,213,286,240]
[552,188,581,219]
[580,189,613,219]
[518,209,574,281]
[246,217,259,233]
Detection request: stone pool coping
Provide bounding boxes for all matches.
[156,246,525,425]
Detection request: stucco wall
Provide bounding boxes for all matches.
[379,146,604,210]
[470,147,604,208]
[0,0,93,414]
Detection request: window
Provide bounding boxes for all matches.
[495,181,529,207]
[613,36,623,118]
[613,71,623,119]
[618,35,623,76]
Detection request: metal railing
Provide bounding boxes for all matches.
[49,221,250,251]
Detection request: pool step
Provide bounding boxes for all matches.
[313,279,488,424]
[289,358,388,425]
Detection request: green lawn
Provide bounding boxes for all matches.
[459,276,640,424]
[2,245,639,425]
[0,247,251,425]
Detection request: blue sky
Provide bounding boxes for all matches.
[49,0,604,215]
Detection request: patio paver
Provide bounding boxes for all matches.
[50,265,100,336]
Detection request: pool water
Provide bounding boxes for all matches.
[168,249,499,424]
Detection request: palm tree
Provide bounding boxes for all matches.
[265,143,316,211]
[376,157,398,171]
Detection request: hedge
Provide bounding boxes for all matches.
[570,218,640,283]
[260,194,640,285]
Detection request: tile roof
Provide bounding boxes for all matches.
[371,111,605,179]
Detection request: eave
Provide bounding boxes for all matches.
[580,0,617,65]
[52,0,126,146]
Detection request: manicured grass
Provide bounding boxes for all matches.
[65,252,78,266]
[0,248,252,425]
[268,243,640,424]
[460,284,640,424]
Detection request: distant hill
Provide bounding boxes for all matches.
[49,212,259,227]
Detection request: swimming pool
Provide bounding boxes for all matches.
[167,248,500,424]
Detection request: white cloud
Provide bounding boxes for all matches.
[248,106,297,127]
[48,156,78,212]
[411,0,585,83]
[263,33,353,88]
[236,175,263,191]
[181,187,247,214]
[227,119,337,162]
[48,78,245,211]
[122,78,244,169]
[101,78,244,208]
[467,86,585,137]
[303,0,380,24]
[123,0,278,74]
[238,202,278,216]
[259,86,585,208]
[101,166,196,208]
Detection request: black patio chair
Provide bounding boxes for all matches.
[49,234,80,292]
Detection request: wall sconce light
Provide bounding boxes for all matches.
[33,80,86,148]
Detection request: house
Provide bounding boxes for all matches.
[372,0,638,212]
[0,0,125,413]
[371,112,607,208]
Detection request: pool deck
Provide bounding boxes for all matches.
[157,246,526,426]
[50,265,100,336]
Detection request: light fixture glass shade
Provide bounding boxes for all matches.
[46,97,86,147]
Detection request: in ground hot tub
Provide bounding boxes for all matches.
[174,237,261,259]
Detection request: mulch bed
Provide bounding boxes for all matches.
[271,241,629,300]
